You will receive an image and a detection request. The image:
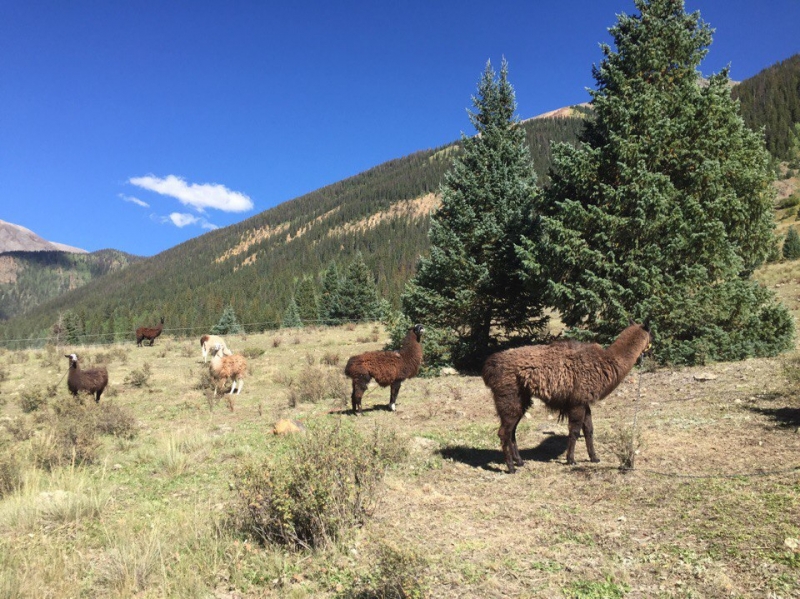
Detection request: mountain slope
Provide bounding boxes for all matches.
[0,249,141,321]
[732,53,800,160]
[0,219,87,254]
[0,113,587,345]
[1,47,796,349]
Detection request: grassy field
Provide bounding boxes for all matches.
[1,310,799,598]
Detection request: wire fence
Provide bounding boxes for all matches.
[0,318,379,351]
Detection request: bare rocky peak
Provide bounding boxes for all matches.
[0,219,87,254]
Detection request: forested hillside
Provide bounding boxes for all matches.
[0,113,587,347]
[0,250,140,321]
[733,53,800,160]
[2,47,797,350]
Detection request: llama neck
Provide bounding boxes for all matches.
[399,333,422,376]
[606,325,649,378]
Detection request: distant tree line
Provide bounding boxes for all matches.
[733,53,800,161]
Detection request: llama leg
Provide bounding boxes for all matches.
[351,377,368,414]
[511,415,524,467]
[582,405,599,462]
[566,405,587,465]
[497,403,521,473]
[236,379,243,395]
[229,380,237,394]
[389,381,402,412]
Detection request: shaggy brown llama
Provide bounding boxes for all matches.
[482,322,651,472]
[344,324,424,413]
[65,353,109,403]
[136,316,164,347]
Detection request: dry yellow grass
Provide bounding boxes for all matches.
[0,322,799,597]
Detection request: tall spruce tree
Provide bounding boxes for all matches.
[294,277,319,324]
[319,262,343,325]
[211,305,243,335]
[282,297,302,328]
[338,252,383,322]
[783,227,800,260]
[402,59,547,369]
[526,0,793,364]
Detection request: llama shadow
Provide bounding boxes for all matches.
[439,433,567,472]
[749,405,800,428]
[328,404,394,416]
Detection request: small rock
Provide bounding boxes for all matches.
[440,367,459,376]
[693,372,718,381]
[272,419,305,435]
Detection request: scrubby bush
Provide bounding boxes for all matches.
[19,388,49,413]
[242,347,266,359]
[0,445,24,499]
[321,352,340,366]
[31,402,101,469]
[125,362,152,387]
[232,422,405,551]
[94,403,138,439]
[286,366,348,407]
[344,540,429,599]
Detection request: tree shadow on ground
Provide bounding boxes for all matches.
[749,405,800,428]
[439,433,567,472]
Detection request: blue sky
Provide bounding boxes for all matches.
[1,1,798,257]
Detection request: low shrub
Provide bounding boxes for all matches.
[232,422,405,551]
[242,347,266,359]
[0,446,24,499]
[321,352,340,367]
[19,388,48,413]
[343,540,429,599]
[125,363,152,388]
[603,423,645,470]
[31,402,101,469]
[94,403,138,439]
[286,366,348,406]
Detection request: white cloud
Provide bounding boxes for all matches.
[120,194,149,208]
[129,174,253,213]
[166,212,218,230]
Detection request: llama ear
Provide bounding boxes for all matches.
[642,317,651,331]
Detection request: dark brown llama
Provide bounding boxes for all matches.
[344,324,424,413]
[65,353,109,403]
[482,322,651,472]
[136,316,164,347]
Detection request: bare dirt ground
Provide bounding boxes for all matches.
[350,354,800,598]
[1,324,798,598]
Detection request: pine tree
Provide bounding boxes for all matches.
[282,297,302,328]
[402,58,547,369]
[338,252,383,322]
[783,227,800,260]
[319,262,343,325]
[294,277,319,324]
[528,0,793,364]
[211,305,243,335]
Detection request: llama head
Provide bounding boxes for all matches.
[64,354,79,367]
[210,343,223,355]
[411,324,425,341]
